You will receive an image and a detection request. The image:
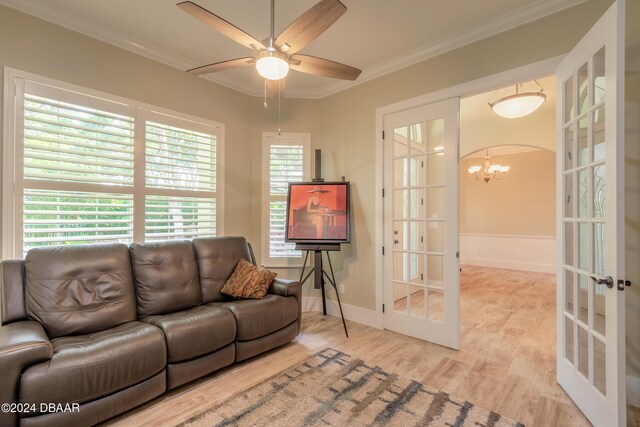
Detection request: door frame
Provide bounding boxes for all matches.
[375,54,563,327]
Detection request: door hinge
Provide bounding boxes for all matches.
[382,304,385,313]
[382,130,385,140]
[382,188,385,197]
[382,246,385,255]
[456,251,459,258]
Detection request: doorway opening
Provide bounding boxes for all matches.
[456,77,563,416]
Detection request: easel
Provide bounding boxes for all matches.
[297,244,348,337]
[295,149,348,337]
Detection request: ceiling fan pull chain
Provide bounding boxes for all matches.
[264,79,268,109]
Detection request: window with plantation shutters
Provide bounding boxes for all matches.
[2,73,223,258]
[261,133,310,267]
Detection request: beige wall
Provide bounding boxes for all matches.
[460,150,556,236]
[0,5,255,250]
[625,0,640,380]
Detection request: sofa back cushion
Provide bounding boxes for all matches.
[130,240,202,316]
[193,237,254,302]
[1,260,26,325]
[25,243,136,338]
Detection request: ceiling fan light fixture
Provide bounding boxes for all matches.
[256,51,289,80]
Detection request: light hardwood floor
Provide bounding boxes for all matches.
[104,265,638,426]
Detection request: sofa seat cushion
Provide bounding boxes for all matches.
[142,305,236,363]
[210,294,297,341]
[20,322,166,406]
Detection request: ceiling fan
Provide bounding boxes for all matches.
[177,0,362,98]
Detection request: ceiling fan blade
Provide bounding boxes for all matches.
[275,0,346,54]
[187,57,255,75]
[266,78,287,99]
[177,1,266,51]
[290,55,361,80]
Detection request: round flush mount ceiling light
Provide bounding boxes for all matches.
[489,81,546,119]
[256,51,289,80]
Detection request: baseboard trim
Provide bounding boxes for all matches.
[460,256,555,274]
[302,297,383,329]
[628,375,640,408]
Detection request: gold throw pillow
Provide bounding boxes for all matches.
[221,258,277,299]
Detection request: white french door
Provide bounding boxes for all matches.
[556,2,626,426]
[382,98,460,349]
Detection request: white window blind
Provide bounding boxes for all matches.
[261,133,310,267]
[3,73,223,258]
[144,121,218,241]
[23,94,135,185]
[145,122,216,192]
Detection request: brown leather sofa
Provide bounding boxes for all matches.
[0,237,302,427]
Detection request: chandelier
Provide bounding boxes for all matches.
[468,150,510,183]
[488,80,546,118]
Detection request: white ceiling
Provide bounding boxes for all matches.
[0,0,584,98]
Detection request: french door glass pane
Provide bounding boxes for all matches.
[410,221,424,252]
[426,187,444,220]
[593,47,606,105]
[578,326,589,377]
[564,76,574,123]
[564,173,574,218]
[409,285,426,318]
[565,316,575,364]
[409,156,425,187]
[593,107,605,161]
[594,165,605,218]
[578,169,588,218]
[426,119,444,151]
[578,62,589,115]
[578,223,588,270]
[564,222,574,266]
[565,269,575,314]
[594,337,606,395]
[427,288,444,322]
[394,158,407,187]
[427,255,444,286]
[578,274,589,324]
[393,221,406,250]
[426,153,444,185]
[394,282,407,314]
[565,125,574,171]
[578,118,588,166]
[427,221,444,253]
[594,222,605,276]
[594,286,606,337]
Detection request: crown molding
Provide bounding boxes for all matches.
[0,0,586,99]
[309,0,587,99]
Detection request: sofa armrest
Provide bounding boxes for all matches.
[0,321,52,427]
[269,278,302,335]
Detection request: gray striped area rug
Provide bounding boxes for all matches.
[178,348,524,427]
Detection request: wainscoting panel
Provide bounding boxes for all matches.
[460,233,556,274]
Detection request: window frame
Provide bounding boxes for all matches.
[1,67,225,259]
[261,132,310,268]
